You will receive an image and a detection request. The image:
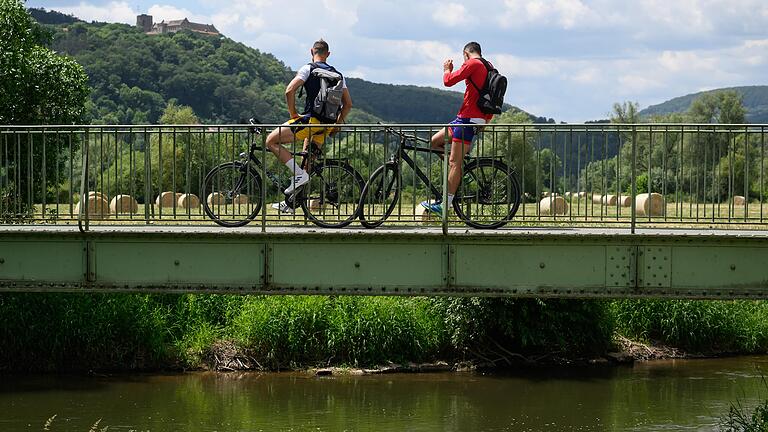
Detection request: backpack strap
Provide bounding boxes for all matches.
[467,58,491,93]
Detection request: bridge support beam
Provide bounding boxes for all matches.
[1,228,767,299]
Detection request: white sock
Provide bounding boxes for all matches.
[284,158,306,176]
[445,193,454,208]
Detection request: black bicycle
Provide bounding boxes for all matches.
[359,126,521,229]
[202,120,364,228]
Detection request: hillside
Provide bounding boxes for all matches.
[32,8,531,125]
[640,86,768,123]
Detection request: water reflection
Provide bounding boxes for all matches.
[1,356,767,431]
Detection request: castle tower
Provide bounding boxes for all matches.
[136,14,153,32]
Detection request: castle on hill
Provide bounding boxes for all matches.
[136,14,219,36]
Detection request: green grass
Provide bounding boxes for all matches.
[612,300,768,353]
[1,293,767,372]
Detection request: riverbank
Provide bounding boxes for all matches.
[1,294,767,373]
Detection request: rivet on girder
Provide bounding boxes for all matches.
[730,264,736,271]
[539,262,545,269]
[174,260,180,266]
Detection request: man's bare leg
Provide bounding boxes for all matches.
[265,124,309,194]
[265,125,297,164]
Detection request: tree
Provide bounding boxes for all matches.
[688,91,746,124]
[0,0,88,124]
[0,0,89,220]
[611,101,640,124]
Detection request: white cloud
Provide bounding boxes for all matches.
[147,4,208,23]
[432,3,468,27]
[499,0,598,29]
[55,1,135,24]
[490,54,559,78]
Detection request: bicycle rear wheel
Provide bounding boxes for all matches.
[358,163,400,229]
[202,162,263,227]
[453,159,521,229]
[301,160,364,228]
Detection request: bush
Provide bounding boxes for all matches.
[612,300,768,353]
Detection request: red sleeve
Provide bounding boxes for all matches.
[443,61,475,87]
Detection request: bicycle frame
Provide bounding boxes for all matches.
[383,129,508,202]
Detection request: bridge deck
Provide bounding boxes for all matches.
[5,225,768,238]
[1,226,767,298]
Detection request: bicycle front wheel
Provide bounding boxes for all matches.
[453,159,521,229]
[202,162,263,227]
[359,163,400,229]
[301,160,364,228]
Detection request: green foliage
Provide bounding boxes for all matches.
[432,298,614,356]
[612,300,768,353]
[611,101,640,124]
[642,86,766,123]
[1,0,88,124]
[720,400,768,432]
[3,292,768,372]
[0,1,89,216]
[231,296,447,368]
[689,91,747,124]
[489,110,542,193]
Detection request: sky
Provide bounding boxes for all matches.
[30,0,768,122]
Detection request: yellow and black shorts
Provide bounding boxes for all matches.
[286,114,334,145]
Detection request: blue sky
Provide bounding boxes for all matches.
[31,0,768,122]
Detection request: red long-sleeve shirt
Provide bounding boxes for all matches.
[443,57,494,121]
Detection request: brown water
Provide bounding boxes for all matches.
[2,356,767,431]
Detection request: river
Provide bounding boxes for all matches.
[2,356,767,431]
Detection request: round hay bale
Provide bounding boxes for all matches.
[618,195,632,207]
[232,194,250,205]
[733,195,746,206]
[155,191,177,208]
[109,194,139,214]
[88,191,107,201]
[602,194,618,206]
[207,192,226,207]
[308,199,322,211]
[578,192,587,199]
[178,194,200,209]
[539,196,568,215]
[635,193,664,217]
[592,194,603,204]
[75,195,110,219]
[564,191,572,199]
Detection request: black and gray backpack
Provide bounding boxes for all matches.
[309,63,344,123]
[469,58,507,115]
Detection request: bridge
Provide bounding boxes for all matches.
[1,123,767,298]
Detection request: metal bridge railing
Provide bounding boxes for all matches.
[1,123,767,231]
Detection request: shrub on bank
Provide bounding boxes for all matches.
[431,298,614,359]
[612,300,768,353]
[230,296,448,368]
[1,294,768,372]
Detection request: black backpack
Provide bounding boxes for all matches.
[308,63,344,123]
[469,58,507,115]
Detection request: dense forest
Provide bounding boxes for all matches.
[30,8,538,125]
[640,86,768,123]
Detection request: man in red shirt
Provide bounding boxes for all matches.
[422,41,494,217]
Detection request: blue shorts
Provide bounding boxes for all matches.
[448,117,484,145]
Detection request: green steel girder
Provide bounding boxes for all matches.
[1,229,767,299]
